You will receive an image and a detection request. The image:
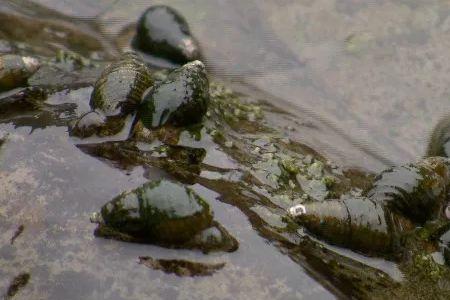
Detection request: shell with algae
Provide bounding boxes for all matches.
[139,60,209,129]
[90,52,153,117]
[292,157,450,257]
[91,179,238,253]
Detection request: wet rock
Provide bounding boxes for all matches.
[91,179,238,252]
[139,256,225,277]
[139,60,209,128]
[135,5,202,64]
[0,54,40,91]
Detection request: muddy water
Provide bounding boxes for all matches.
[1,0,449,299]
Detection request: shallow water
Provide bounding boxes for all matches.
[2,0,450,299]
[18,0,450,172]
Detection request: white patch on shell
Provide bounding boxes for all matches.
[288,204,306,217]
[180,38,196,58]
[21,56,40,72]
[445,205,450,220]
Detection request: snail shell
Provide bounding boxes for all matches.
[90,52,153,117]
[139,60,209,128]
[367,157,450,224]
[0,55,40,91]
[426,115,450,158]
[92,179,238,252]
[135,5,202,64]
[292,157,450,255]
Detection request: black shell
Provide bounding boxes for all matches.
[139,60,209,128]
[135,5,201,64]
[90,52,153,117]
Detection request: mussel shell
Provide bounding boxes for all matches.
[90,52,153,117]
[187,221,239,253]
[135,5,201,64]
[99,179,213,244]
[427,116,450,158]
[69,111,126,138]
[0,55,40,91]
[139,60,209,128]
[366,157,450,224]
[296,197,397,255]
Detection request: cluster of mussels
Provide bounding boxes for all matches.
[68,7,236,253]
[290,157,450,254]
[0,5,237,256]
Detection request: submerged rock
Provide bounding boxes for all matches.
[91,179,238,252]
[135,5,202,64]
[0,54,40,91]
[139,60,209,129]
[291,157,450,258]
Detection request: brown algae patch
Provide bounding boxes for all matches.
[139,256,225,277]
[4,273,30,300]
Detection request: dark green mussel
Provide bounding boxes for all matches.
[91,179,238,253]
[292,157,450,258]
[139,60,209,129]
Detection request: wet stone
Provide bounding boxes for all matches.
[134,5,202,64]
